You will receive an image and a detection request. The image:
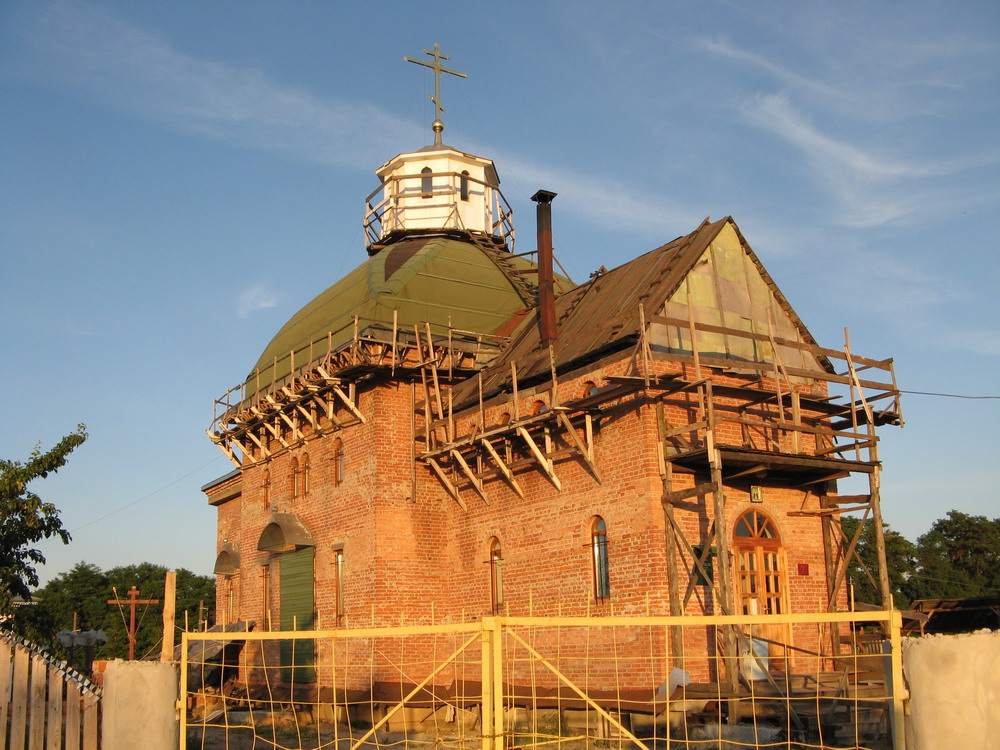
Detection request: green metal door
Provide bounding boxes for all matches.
[279,546,316,683]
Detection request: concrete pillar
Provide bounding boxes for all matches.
[102,660,179,750]
[903,630,1000,750]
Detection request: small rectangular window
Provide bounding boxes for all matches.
[693,545,715,586]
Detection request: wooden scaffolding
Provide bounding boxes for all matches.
[208,315,505,468]
[409,310,900,702]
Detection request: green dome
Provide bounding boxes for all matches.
[248,236,557,391]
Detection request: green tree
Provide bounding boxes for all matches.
[905,511,1000,601]
[840,516,917,608]
[14,561,215,661]
[0,426,87,611]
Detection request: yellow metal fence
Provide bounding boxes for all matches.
[180,610,904,750]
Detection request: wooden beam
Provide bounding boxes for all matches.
[787,504,871,518]
[794,472,849,487]
[659,419,711,440]
[516,426,562,491]
[330,385,365,423]
[652,314,894,372]
[426,458,467,510]
[826,507,871,611]
[480,438,525,499]
[663,509,728,614]
[825,494,872,505]
[817,440,877,457]
[160,570,176,662]
[555,412,601,483]
[450,449,489,505]
[723,463,769,480]
[661,482,716,504]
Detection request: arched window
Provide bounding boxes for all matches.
[583,381,600,398]
[332,439,345,487]
[301,453,310,495]
[290,457,300,497]
[532,400,549,415]
[262,469,271,510]
[734,509,785,615]
[460,170,470,201]
[497,412,512,426]
[421,167,433,198]
[591,517,610,602]
[488,538,503,613]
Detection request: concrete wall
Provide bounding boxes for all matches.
[102,660,178,750]
[903,630,1000,750]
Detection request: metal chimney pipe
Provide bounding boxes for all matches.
[531,189,558,346]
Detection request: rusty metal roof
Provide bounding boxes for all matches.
[456,216,824,405]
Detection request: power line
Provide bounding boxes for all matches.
[898,389,1000,400]
[72,455,226,532]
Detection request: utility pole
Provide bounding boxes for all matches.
[108,586,159,660]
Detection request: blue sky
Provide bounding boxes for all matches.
[2,1,997,586]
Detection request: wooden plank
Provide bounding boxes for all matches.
[645,342,897,392]
[0,638,12,748]
[788,504,872,518]
[817,440,877,457]
[659,419,710,440]
[81,693,99,750]
[10,644,30,750]
[795,471,850,487]
[723,463,769,480]
[46,669,62,750]
[773,419,869,441]
[717,447,876,474]
[28,655,46,750]
[63,687,81,750]
[161,570,177,662]
[825,494,871,505]
[651,314,893,371]
[661,482,716,504]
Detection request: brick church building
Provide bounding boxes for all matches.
[202,49,902,685]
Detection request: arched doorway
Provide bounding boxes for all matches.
[733,509,791,668]
[733,509,785,616]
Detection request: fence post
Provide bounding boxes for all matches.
[887,609,906,750]
[178,632,189,750]
[480,617,504,750]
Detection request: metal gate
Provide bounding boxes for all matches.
[180,610,904,750]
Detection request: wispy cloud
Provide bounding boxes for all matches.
[822,250,1000,357]
[236,285,277,319]
[697,36,839,103]
[695,32,989,123]
[21,3,698,241]
[740,93,973,227]
[27,3,422,171]
[497,155,697,240]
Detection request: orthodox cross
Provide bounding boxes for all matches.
[108,586,159,660]
[404,43,467,146]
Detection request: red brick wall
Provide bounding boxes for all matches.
[209,351,848,685]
